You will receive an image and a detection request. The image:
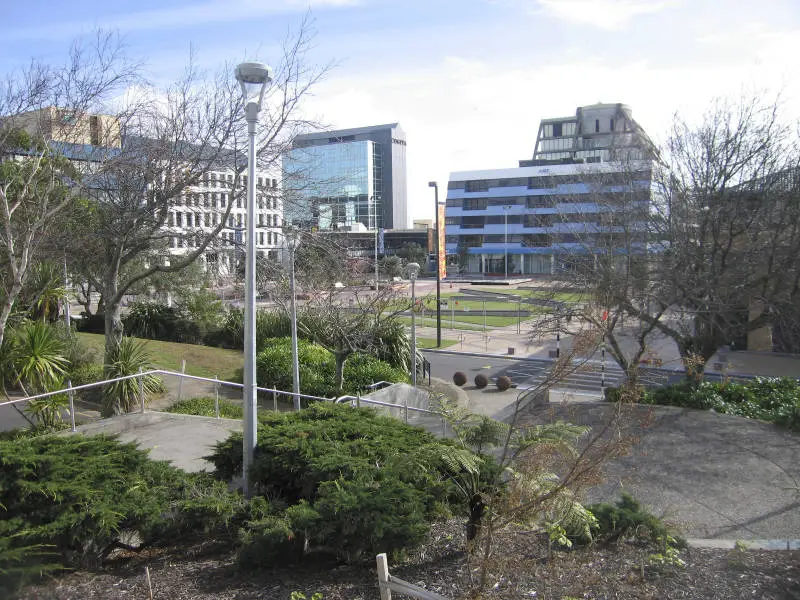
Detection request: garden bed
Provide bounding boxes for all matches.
[19,520,800,599]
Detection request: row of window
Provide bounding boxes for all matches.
[176,192,279,211]
[448,212,633,228]
[169,230,278,249]
[169,212,281,228]
[446,232,640,247]
[451,194,646,211]
[201,172,279,189]
[450,171,651,192]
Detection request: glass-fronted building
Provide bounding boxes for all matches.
[282,123,407,231]
[283,140,381,230]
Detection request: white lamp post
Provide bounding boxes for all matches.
[407,262,420,391]
[235,61,272,498]
[284,227,302,411]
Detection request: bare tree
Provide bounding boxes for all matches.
[532,95,800,383]
[0,32,137,347]
[527,157,660,393]
[58,18,329,378]
[629,95,800,373]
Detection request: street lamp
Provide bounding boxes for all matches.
[235,61,273,498]
[407,261,420,389]
[284,227,302,411]
[429,181,441,347]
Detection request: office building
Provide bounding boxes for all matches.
[445,104,654,275]
[282,123,408,231]
[166,166,282,277]
[10,107,280,278]
[528,102,654,164]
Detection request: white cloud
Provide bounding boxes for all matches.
[300,36,800,225]
[534,0,676,29]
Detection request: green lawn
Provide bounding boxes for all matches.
[416,337,458,349]
[77,333,243,381]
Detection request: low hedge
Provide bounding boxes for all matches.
[605,377,800,431]
[166,397,244,419]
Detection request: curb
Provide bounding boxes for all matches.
[686,539,800,551]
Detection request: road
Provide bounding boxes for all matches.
[423,350,746,394]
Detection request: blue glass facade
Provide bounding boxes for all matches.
[445,163,653,275]
[283,140,382,230]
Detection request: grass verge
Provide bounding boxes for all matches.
[77,333,243,381]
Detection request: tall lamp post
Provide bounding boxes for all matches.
[429,181,441,347]
[235,61,273,498]
[407,262,420,388]
[284,227,302,411]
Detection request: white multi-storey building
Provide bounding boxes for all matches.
[165,167,283,277]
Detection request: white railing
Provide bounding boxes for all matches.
[377,553,450,600]
[1,369,333,432]
[335,394,448,437]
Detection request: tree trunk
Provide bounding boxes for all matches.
[334,351,348,390]
[0,277,24,349]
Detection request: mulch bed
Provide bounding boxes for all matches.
[18,520,800,599]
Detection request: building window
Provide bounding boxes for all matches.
[524,214,553,228]
[465,180,489,193]
[463,198,488,211]
[552,122,562,137]
[610,118,615,131]
[595,119,600,133]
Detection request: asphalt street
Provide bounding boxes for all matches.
[423,350,748,394]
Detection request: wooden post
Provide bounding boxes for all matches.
[376,553,392,600]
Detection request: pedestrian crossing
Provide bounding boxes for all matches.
[498,359,673,393]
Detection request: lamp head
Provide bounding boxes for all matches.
[235,62,273,110]
[282,226,301,251]
[407,262,420,281]
[428,181,437,188]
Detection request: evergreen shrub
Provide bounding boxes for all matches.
[207,403,471,562]
[0,435,241,594]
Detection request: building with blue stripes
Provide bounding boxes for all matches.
[445,104,655,276]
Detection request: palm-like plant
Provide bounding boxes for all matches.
[10,321,69,428]
[12,321,68,393]
[102,337,163,416]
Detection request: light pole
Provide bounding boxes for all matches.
[429,181,441,347]
[503,204,511,279]
[407,262,420,388]
[235,61,273,498]
[284,227,302,411]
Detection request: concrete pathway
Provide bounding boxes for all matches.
[71,412,242,472]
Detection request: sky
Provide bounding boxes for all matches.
[3,0,800,225]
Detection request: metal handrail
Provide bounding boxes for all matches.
[335,393,449,436]
[3,369,448,436]
[365,381,393,390]
[0,369,332,408]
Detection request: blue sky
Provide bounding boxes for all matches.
[3,0,800,224]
